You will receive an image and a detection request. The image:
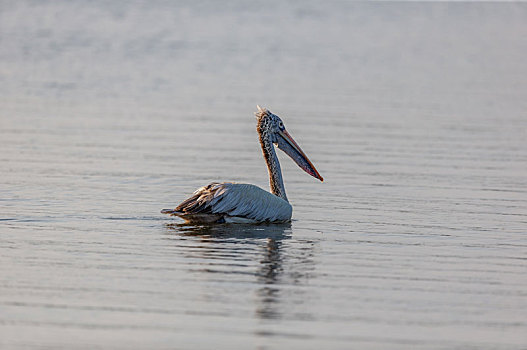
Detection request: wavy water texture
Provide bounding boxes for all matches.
[0,1,526,349]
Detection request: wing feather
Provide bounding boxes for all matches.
[169,182,292,223]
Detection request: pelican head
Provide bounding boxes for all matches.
[255,106,323,182]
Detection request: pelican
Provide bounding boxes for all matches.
[161,106,323,223]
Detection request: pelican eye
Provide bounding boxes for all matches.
[278,121,284,130]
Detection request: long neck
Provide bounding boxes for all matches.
[259,135,288,202]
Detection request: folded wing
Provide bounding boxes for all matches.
[162,182,292,223]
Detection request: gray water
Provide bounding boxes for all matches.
[1,1,526,349]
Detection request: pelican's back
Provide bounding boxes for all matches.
[162,182,292,223]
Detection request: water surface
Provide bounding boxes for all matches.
[1,1,526,349]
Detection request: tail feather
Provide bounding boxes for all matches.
[162,182,227,223]
[161,208,181,215]
[173,183,220,214]
[161,208,223,223]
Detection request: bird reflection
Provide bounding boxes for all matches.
[163,222,316,322]
[255,237,284,319]
[165,222,291,240]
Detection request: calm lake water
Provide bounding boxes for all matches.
[1,1,526,349]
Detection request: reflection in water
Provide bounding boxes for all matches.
[163,222,317,322]
[255,237,284,320]
[165,222,292,240]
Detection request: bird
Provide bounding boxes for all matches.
[161,106,323,224]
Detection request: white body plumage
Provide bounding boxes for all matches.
[162,183,292,223]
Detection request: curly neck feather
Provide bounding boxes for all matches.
[258,122,288,202]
